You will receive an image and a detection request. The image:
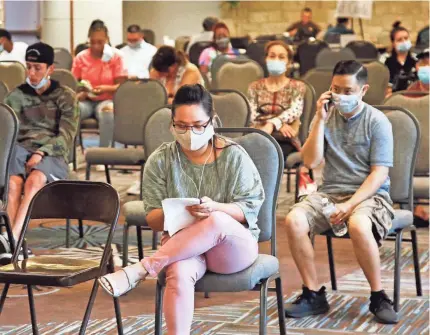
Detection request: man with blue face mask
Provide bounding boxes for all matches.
[0,42,78,258]
[407,49,429,95]
[284,60,398,324]
[0,29,28,66]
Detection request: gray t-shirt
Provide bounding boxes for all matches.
[142,139,265,240]
[316,103,393,203]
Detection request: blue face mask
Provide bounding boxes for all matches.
[396,40,412,53]
[266,60,287,76]
[0,44,3,53]
[26,72,50,90]
[332,90,363,114]
[417,66,430,84]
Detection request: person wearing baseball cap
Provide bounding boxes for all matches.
[407,48,429,94]
[0,42,78,258]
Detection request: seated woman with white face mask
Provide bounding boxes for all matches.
[248,41,306,155]
[99,84,264,334]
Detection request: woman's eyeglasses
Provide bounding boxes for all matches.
[172,118,212,135]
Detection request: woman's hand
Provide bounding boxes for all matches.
[186,196,219,220]
[77,91,88,101]
[93,85,113,95]
[279,123,295,138]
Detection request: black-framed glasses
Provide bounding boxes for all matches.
[172,118,212,135]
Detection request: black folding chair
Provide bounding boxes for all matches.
[0,181,123,334]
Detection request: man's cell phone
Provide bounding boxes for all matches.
[324,96,333,112]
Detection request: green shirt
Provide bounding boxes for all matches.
[4,80,78,162]
[142,140,265,240]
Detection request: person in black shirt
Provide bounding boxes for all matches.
[286,7,321,42]
[384,21,416,92]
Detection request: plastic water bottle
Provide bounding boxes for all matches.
[321,198,348,236]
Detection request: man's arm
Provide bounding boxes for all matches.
[302,91,331,169]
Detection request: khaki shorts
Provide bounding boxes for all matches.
[290,192,395,245]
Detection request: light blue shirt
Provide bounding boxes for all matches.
[120,40,157,79]
[316,103,394,203]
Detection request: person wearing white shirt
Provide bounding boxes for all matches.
[0,29,28,66]
[186,17,219,54]
[120,24,157,80]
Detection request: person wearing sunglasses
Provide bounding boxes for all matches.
[98,84,264,335]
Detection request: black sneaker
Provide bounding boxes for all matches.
[285,286,330,318]
[369,290,399,324]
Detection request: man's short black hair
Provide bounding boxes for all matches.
[127,24,142,34]
[202,17,218,31]
[0,29,12,41]
[302,7,312,13]
[333,60,368,85]
[337,17,349,25]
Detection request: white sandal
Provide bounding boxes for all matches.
[98,266,144,297]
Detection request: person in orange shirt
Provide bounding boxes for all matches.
[72,20,127,147]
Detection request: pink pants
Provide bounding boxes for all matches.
[141,211,258,335]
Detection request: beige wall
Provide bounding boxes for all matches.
[220,1,429,44]
[123,1,221,45]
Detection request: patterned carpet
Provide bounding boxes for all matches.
[0,149,428,334]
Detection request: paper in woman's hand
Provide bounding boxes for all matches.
[162,198,200,236]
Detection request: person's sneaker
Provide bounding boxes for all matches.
[285,286,330,318]
[0,235,11,254]
[369,290,399,324]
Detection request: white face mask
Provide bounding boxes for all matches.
[101,43,114,62]
[332,89,364,114]
[171,123,215,151]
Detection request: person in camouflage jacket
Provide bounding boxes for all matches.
[2,42,78,248]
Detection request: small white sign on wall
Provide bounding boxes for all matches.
[335,0,373,20]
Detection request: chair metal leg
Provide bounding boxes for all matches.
[27,285,39,335]
[79,129,85,153]
[136,226,144,261]
[410,230,422,296]
[155,281,164,335]
[275,277,286,335]
[294,166,301,203]
[78,220,84,238]
[152,231,158,250]
[85,164,91,180]
[204,292,210,298]
[105,165,111,184]
[326,236,337,291]
[0,283,10,312]
[122,223,130,268]
[66,219,71,248]
[393,230,403,312]
[139,165,144,200]
[108,256,123,334]
[259,279,270,335]
[286,169,291,193]
[79,280,100,334]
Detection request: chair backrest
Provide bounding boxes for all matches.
[215,61,264,95]
[0,61,26,91]
[301,68,332,101]
[0,103,19,206]
[363,61,390,105]
[217,128,283,254]
[346,40,379,62]
[142,29,155,45]
[113,79,167,145]
[375,106,420,209]
[211,54,250,88]
[315,47,356,69]
[384,92,429,176]
[0,81,9,102]
[189,42,213,67]
[53,48,73,70]
[50,69,78,91]
[143,106,174,160]
[210,89,251,129]
[246,41,268,77]
[74,43,89,56]
[297,39,329,76]
[231,36,250,50]
[296,79,317,143]
[15,181,120,265]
